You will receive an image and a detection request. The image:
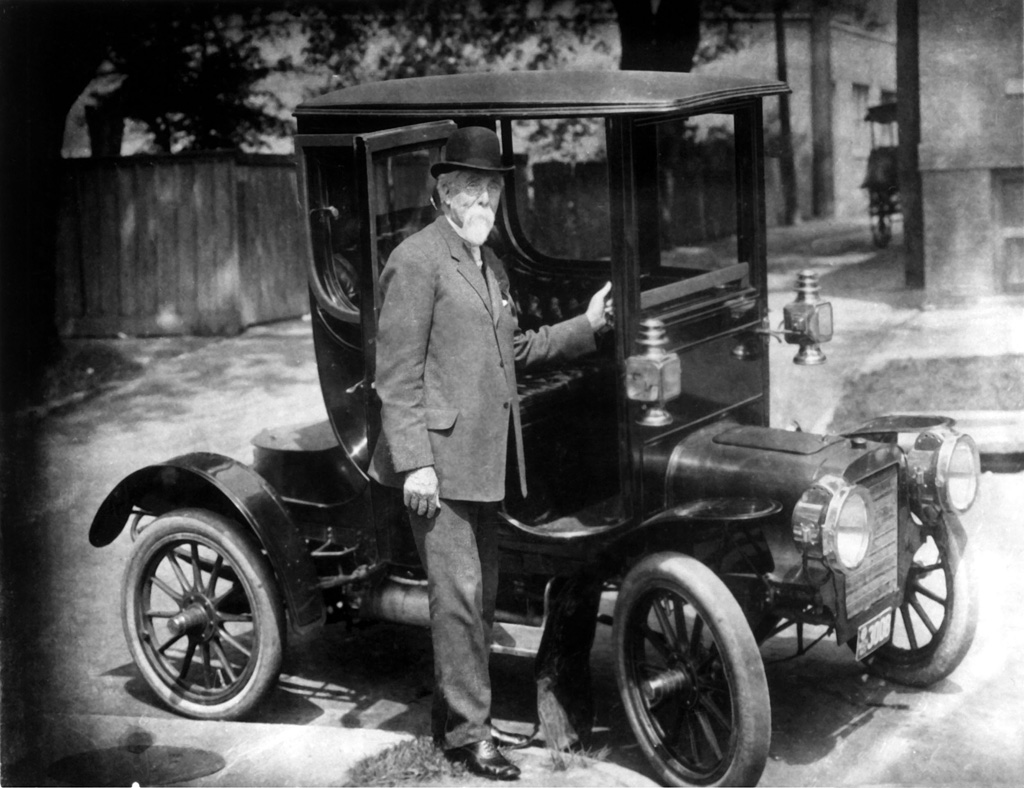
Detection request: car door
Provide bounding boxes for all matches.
[296,121,455,498]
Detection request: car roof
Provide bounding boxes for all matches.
[296,70,789,119]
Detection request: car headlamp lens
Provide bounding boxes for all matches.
[792,475,874,572]
[939,434,980,513]
[831,487,872,571]
[908,429,981,515]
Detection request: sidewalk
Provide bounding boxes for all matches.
[30,712,654,787]
[765,219,1024,461]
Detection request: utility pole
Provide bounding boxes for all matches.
[897,0,924,288]
[774,0,799,225]
[810,0,834,218]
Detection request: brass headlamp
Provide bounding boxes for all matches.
[904,427,981,515]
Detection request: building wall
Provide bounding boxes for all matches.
[696,16,896,222]
[830,23,898,218]
[919,0,1024,299]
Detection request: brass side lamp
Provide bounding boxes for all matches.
[784,270,833,365]
[626,318,681,426]
[744,269,833,365]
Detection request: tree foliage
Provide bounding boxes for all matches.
[84,4,295,154]
[300,0,619,86]
[611,0,701,72]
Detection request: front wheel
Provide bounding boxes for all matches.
[868,522,978,687]
[122,509,286,719]
[613,553,771,787]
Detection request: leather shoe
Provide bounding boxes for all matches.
[445,739,520,780]
[490,725,531,749]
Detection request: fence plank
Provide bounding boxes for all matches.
[55,168,84,328]
[176,161,198,325]
[56,153,313,337]
[98,166,121,318]
[117,165,137,318]
[135,162,158,318]
[155,161,182,332]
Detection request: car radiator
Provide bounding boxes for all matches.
[844,465,900,616]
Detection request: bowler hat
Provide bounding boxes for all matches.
[431,126,513,178]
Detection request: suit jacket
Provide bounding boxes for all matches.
[368,215,596,502]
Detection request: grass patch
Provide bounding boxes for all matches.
[544,743,610,773]
[830,355,1024,431]
[344,737,467,787]
[344,736,610,785]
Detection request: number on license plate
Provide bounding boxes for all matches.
[856,607,893,661]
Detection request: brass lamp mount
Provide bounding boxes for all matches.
[626,318,682,427]
[754,270,834,365]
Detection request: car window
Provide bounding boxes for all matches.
[371,146,440,267]
[638,113,746,308]
[505,118,611,262]
[302,146,364,319]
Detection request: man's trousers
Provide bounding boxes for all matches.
[409,498,499,750]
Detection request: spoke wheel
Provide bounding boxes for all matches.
[122,509,285,719]
[614,553,770,787]
[868,525,977,687]
[870,192,893,248]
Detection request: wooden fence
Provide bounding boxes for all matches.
[55,145,784,338]
[56,152,309,337]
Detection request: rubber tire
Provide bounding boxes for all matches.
[871,204,892,248]
[868,525,978,687]
[613,552,771,787]
[122,509,285,720]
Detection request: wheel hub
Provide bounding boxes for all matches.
[168,601,214,640]
[642,665,694,705]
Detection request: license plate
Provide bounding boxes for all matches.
[855,607,893,661]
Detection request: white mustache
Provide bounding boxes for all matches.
[463,205,495,225]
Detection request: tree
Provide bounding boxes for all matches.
[83,4,295,155]
[300,0,617,86]
[611,0,702,72]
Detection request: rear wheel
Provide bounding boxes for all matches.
[122,509,285,719]
[868,524,977,687]
[614,553,771,786]
[870,193,893,248]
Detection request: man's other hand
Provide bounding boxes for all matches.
[586,281,613,331]
[404,466,440,517]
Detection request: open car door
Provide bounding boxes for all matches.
[297,121,456,493]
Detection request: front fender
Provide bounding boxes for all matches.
[90,452,325,632]
[933,510,968,575]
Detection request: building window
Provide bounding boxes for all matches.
[996,169,1024,293]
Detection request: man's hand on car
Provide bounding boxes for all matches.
[404,466,440,517]
[586,281,614,332]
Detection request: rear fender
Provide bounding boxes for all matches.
[90,452,325,632]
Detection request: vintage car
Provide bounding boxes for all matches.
[89,71,981,787]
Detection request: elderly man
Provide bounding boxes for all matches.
[368,126,611,781]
